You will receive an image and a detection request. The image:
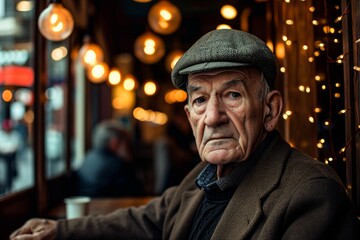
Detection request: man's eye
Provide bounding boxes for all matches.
[228,92,241,99]
[193,97,205,105]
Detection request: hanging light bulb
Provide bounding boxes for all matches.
[148,1,182,35]
[87,62,109,83]
[108,68,122,85]
[78,36,104,68]
[38,0,74,41]
[134,31,165,64]
[220,5,237,20]
[165,50,183,72]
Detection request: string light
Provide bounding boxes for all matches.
[272,0,358,174]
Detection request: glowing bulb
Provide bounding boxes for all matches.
[220,5,237,20]
[134,32,165,64]
[108,68,121,85]
[285,19,294,25]
[78,41,104,68]
[165,50,183,72]
[2,89,13,102]
[87,62,109,83]
[216,24,232,29]
[123,75,136,91]
[38,3,74,41]
[17,1,33,12]
[148,1,181,35]
[144,81,157,96]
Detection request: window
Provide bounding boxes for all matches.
[0,0,35,196]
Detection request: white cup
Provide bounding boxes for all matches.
[64,196,91,219]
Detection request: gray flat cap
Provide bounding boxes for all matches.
[171,29,277,90]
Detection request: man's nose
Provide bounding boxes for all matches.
[204,97,228,126]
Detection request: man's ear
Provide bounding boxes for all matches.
[264,90,283,131]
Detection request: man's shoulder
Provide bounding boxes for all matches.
[284,148,344,186]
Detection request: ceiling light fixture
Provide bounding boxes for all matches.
[38,0,74,41]
[134,31,165,64]
[148,0,182,35]
[78,36,104,68]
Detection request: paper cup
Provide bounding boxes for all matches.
[64,196,91,219]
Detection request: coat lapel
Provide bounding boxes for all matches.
[211,133,291,240]
[169,188,204,239]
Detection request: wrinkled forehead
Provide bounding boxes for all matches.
[188,67,261,81]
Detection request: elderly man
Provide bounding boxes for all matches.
[11,29,359,240]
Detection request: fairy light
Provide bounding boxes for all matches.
[334,16,342,23]
[308,116,315,123]
[312,20,319,25]
[314,107,322,113]
[338,109,346,114]
[285,19,294,25]
[279,0,358,175]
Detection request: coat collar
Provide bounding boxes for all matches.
[211,131,291,239]
[169,131,291,240]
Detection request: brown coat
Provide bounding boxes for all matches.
[58,132,359,239]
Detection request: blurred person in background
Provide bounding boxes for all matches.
[75,120,143,197]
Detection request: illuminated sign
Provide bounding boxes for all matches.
[0,66,34,87]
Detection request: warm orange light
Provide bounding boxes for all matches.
[165,50,183,72]
[87,62,109,83]
[144,81,157,96]
[216,24,232,30]
[38,3,74,41]
[123,75,137,91]
[220,5,237,20]
[2,89,13,102]
[134,32,165,64]
[148,1,182,35]
[78,40,104,68]
[108,68,121,85]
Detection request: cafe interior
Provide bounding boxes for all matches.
[0,0,359,237]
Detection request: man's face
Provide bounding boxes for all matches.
[184,68,269,165]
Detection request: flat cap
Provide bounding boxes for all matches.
[171,29,277,90]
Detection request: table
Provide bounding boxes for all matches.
[47,196,155,219]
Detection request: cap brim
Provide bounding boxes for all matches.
[179,61,250,75]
